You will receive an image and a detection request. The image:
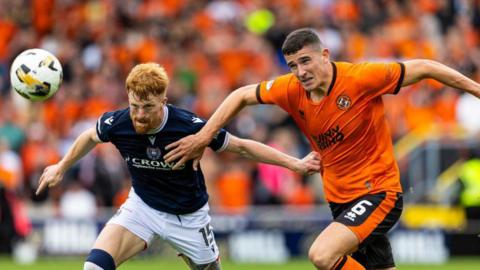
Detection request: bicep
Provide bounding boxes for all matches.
[236,84,260,105]
[402,59,430,86]
[86,127,102,143]
[223,135,243,154]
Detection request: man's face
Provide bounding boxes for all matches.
[128,92,166,134]
[284,45,330,91]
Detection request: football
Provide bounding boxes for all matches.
[10,48,63,101]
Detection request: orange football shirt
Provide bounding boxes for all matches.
[257,62,405,203]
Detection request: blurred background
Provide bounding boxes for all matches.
[1,0,480,268]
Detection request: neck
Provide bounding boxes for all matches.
[309,90,325,103]
[309,62,333,102]
[322,61,334,93]
[147,105,167,134]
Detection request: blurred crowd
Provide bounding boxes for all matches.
[0,0,480,223]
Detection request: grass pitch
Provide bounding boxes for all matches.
[1,257,480,270]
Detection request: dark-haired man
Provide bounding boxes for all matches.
[165,28,480,270]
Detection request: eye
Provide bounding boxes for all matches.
[300,58,310,65]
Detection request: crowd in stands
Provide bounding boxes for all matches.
[0,0,479,219]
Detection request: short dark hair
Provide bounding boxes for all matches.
[281,28,323,55]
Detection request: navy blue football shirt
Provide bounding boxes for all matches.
[96,104,229,215]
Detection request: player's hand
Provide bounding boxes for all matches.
[164,134,209,170]
[36,164,65,195]
[293,151,321,175]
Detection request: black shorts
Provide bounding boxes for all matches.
[329,192,403,269]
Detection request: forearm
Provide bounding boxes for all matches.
[198,85,258,144]
[229,138,299,171]
[404,60,480,98]
[58,128,99,172]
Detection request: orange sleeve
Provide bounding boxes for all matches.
[356,62,405,98]
[255,74,297,114]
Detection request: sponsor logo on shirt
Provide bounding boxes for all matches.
[125,155,186,170]
[311,125,344,150]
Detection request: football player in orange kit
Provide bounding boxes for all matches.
[164,28,480,270]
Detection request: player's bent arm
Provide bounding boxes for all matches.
[403,59,480,98]
[225,135,315,174]
[164,84,259,169]
[36,127,100,195]
[58,127,101,172]
[197,84,259,145]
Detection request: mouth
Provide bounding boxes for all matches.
[135,119,148,124]
[301,77,313,84]
[133,122,149,134]
[134,120,149,129]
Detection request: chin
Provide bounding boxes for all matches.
[303,86,315,92]
[303,82,321,92]
[133,125,150,134]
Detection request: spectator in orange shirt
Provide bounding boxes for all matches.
[216,162,252,213]
[165,28,480,270]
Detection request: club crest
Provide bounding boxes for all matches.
[336,95,351,110]
[146,147,162,160]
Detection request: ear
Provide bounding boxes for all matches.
[162,97,168,105]
[321,48,330,62]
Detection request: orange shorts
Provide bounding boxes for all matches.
[329,192,403,268]
[329,191,403,242]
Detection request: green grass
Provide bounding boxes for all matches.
[1,257,480,270]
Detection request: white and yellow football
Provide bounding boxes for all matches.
[10,48,63,101]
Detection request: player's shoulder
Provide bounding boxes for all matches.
[334,61,387,82]
[97,107,132,134]
[338,61,399,74]
[275,73,298,84]
[263,73,299,90]
[167,104,196,120]
[96,107,133,141]
[99,108,130,125]
[165,104,204,126]
[334,61,366,75]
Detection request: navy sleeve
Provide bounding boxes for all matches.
[209,129,229,152]
[188,115,229,152]
[96,111,116,142]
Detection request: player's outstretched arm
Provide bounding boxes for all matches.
[403,59,480,98]
[36,127,100,195]
[225,135,321,175]
[165,84,259,170]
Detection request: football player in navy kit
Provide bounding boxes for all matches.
[36,63,321,270]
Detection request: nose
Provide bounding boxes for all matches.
[297,65,307,78]
[134,108,147,118]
